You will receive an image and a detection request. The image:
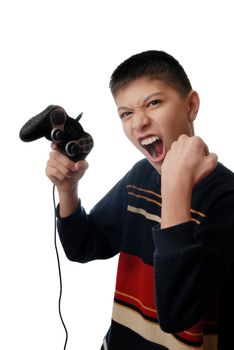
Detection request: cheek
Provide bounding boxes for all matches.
[122,122,133,141]
[122,122,128,135]
[122,122,142,150]
[162,107,188,132]
[159,110,190,147]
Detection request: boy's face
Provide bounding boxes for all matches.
[114,77,199,174]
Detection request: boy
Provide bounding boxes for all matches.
[46,51,234,349]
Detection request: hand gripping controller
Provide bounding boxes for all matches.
[19,105,94,162]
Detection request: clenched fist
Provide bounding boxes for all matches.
[162,134,218,191]
[160,135,218,228]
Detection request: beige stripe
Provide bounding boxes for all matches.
[112,302,204,350]
[127,185,162,199]
[127,185,206,218]
[128,204,201,225]
[190,208,206,218]
[128,191,161,206]
[191,218,201,225]
[127,205,161,223]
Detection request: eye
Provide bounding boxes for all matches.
[147,99,161,108]
[120,111,132,120]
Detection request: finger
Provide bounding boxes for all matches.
[47,158,74,179]
[46,164,68,182]
[203,143,209,156]
[47,163,73,182]
[50,150,76,171]
[75,160,89,172]
[206,152,218,164]
[204,152,218,171]
[51,142,58,150]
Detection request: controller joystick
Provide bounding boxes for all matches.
[19,105,94,162]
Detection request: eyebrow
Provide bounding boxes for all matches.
[117,92,165,112]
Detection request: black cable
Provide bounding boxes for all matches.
[53,184,68,350]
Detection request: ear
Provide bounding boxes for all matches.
[187,90,200,122]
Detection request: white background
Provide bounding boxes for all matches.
[1,0,234,349]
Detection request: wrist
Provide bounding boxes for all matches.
[161,172,193,194]
[57,183,78,198]
[57,184,79,218]
[161,181,192,229]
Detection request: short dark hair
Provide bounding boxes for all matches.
[109,50,192,97]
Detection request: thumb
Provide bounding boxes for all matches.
[196,152,218,185]
[204,152,218,172]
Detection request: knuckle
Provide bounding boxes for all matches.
[193,136,203,145]
[191,136,205,151]
[171,140,177,149]
[178,134,187,142]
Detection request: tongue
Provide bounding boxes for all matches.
[155,139,163,156]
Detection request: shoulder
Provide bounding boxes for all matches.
[195,162,234,194]
[193,162,234,224]
[212,162,234,182]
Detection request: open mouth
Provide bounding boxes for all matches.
[140,135,165,162]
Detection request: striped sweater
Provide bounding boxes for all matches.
[57,159,234,349]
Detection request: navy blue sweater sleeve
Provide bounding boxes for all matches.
[152,182,234,333]
[57,172,129,263]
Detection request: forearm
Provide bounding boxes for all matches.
[57,174,128,262]
[153,222,213,332]
[57,184,79,217]
[161,181,192,228]
[153,196,234,331]
[57,201,122,262]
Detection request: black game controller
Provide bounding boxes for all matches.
[19,105,94,162]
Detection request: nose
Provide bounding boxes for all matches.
[131,109,150,131]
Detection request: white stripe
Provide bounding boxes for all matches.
[103,337,108,350]
[127,205,161,223]
[112,302,205,350]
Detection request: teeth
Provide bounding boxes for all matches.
[141,136,160,146]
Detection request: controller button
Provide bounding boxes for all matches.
[51,128,64,142]
[51,109,66,125]
[66,142,80,156]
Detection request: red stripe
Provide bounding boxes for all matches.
[114,252,203,343]
[115,252,157,319]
